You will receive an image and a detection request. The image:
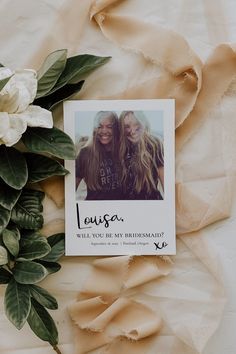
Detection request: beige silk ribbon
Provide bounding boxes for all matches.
[69,297,162,354]
[90,0,203,129]
[68,256,172,354]
[68,241,225,354]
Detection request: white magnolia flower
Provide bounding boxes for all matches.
[0,67,53,146]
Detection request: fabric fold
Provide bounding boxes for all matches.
[176,43,236,151]
[90,0,202,128]
[69,295,162,354]
[68,255,169,353]
[80,255,173,297]
[69,296,162,338]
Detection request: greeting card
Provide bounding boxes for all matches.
[64,99,175,255]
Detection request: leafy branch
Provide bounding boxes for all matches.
[0,49,111,352]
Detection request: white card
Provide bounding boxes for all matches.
[64,99,175,255]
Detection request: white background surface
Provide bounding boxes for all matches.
[0,1,236,353]
[203,185,236,354]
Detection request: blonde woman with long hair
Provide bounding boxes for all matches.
[119,111,164,200]
[76,111,121,200]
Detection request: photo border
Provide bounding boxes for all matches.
[64,99,175,256]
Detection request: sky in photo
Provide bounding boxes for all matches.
[75,110,164,138]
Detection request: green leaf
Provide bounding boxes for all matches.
[27,298,58,345]
[0,246,8,265]
[25,153,69,183]
[0,146,28,189]
[11,189,44,230]
[36,260,61,274]
[18,240,51,261]
[9,226,21,240]
[48,54,111,94]
[0,75,13,92]
[0,205,11,233]
[4,279,31,329]
[36,49,67,98]
[0,267,12,284]
[29,285,58,309]
[68,55,111,83]
[13,261,48,284]
[22,127,75,159]
[0,179,22,210]
[34,81,84,110]
[2,229,19,257]
[20,231,48,247]
[42,233,65,262]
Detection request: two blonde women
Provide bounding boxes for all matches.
[76,110,164,200]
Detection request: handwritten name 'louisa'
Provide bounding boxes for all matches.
[76,204,124,229]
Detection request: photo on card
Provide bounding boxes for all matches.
[64,100,175,256]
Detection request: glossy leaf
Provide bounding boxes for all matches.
[36,49,67,98]
[27,298,58,345]
[0,267,12,284]
[33,81,84,110]
[4,279,31,329]
[22,127,75,160]
[0,205,11,234]
[0,146,28,189]
[18,240,51,261]
[9,226,21,240]
[42,233,65,262]
[11,189,44,230]
[2,229,19,257]
[25,153,69,183]
[29,284,58,309]
[36,260,61,274]
[0,246,8,265]
[0,179,22,210]
[13,261,48,284]
[0,75,12,91]
[49,54,111,93]
[20,231,48,248]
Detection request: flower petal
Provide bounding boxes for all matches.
[0,69,37,114]
[13,70,37,112]
[0,68,18,113]
[0,67,13,81]
[0,86,19,113]
[1,114,27,146]
[0,112,10,138]
[23,105,53,128]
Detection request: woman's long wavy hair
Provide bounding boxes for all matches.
[119,111,164,194]
[81,111,119,191]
